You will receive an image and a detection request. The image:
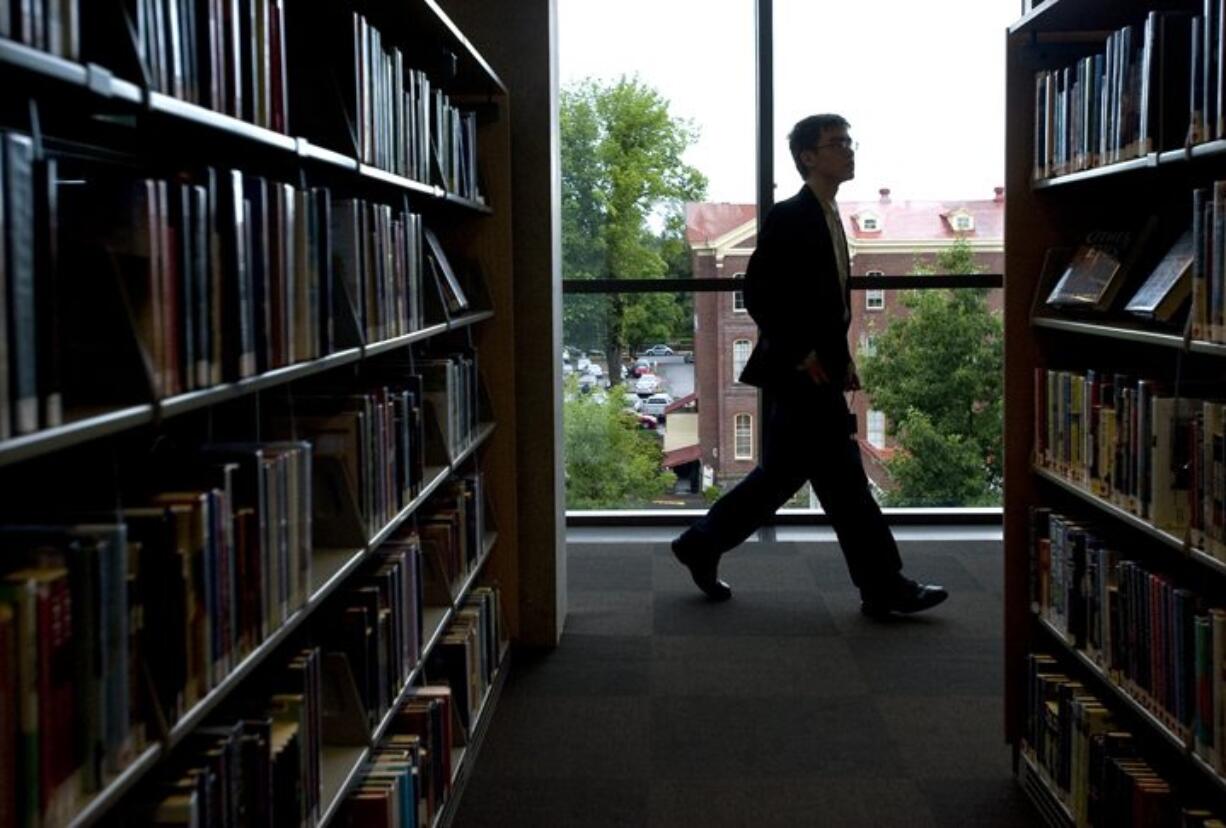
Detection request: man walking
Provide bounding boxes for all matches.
[671,114,948,618]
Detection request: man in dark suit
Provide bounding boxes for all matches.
[671,113,948,617]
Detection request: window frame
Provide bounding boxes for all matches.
[732,338,752,382]
[867,409,886,448]
[734,412,754,460]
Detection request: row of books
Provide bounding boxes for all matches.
[0,142,486,445]
[1031,7,1226,181]
[1,0,78,60]
[145,646,323,827]
[1190,185,1226,342]
[69,164,430,398]
[1034,368,1226,552]
[1033,509,1195,736]
[126,0,289,132]
[121,509,495,827]
[421,353,480,465]
[419,475,486,598]
[2,5,486,194]
[1033,18,1157,180]
[332,535,425,734]
[1024,652,1224,828]
[288,7,484,203]
[321,464,486,735]
[426,585,502,739]
[338,584,503,828]
[283,380,429,546]
[0,441,312,828]
[1033,507,1226,780]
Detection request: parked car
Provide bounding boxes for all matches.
[641,344,673,357]
[589,364,604,379]
[623,393,643,412]
[634,412,659,430]
[630,358,653,378]
[635,374,660,395]
[578,373,597,393]
[641,393,673,417]
[576,354,592,372]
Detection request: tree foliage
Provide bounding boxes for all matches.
[563,380,676,509]
[858,238,1003,506]
[560,76,707,366]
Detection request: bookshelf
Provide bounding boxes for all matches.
[0,1,520,825]
[1006,0,1226,822]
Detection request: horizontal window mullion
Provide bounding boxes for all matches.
[562,274,1002,294]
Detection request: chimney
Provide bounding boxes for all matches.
[878,187,891,204]
[994,186,1005,202]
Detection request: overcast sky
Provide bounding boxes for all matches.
[558,0,1021,205]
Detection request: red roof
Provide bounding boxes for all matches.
[662,444,703,469]
[685,191,1004,245]
[685,202,756,244]
[664,392,696,414]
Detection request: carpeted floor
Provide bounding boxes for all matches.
[453,538,1043,827]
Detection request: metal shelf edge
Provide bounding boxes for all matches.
[0,405,154,467]
[1033,466,1187,554]
[317,745,373,828]
[67,744,163,828]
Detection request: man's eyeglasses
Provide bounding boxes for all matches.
[815,138,858,153]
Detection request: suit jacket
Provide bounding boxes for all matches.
[738,184,853,390]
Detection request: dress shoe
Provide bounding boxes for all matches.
[860,577,948,618]
[671,538,732,601]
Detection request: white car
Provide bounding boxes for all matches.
[577,355,592,372]
[589,364,603,378]
[635,374,660,395]
[623,393,642,412]
[641,393,673,417]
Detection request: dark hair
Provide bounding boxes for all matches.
[788,114,851,178]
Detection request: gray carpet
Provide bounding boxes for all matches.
[454,539,1042,827]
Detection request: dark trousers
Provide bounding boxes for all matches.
[680,378,903,592]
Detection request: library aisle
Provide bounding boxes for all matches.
[454,538,1041,827]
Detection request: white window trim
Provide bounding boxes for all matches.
[734,413,754,460]
[732,338,752,382]
[867,410,886,448]
[866,290,885,310]
[732,272,747,312]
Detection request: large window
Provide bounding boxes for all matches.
[735,414,754,460]
[559,0,755,510]
[558,0,1012,513]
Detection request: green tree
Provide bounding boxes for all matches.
[560,76,707,367]
[858,237,1003,506]
[564,380,676,508]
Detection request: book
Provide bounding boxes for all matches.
[1046,220,1156,312]
[1124,228,1194,320]
[424,229,468,315]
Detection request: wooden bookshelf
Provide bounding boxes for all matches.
[1006,0,1226,820]
[0,0,519,824]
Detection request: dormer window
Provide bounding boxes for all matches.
[950,211,974,232]
[857,211,882,232]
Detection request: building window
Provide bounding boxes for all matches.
[732,272,746,312]
[732,339,751,382]
[735,413,753,460]
[954,214,973,231]
[866,290,885,310]
[859,333,877,357]
[867,410,886,448]
[861,217,878,230]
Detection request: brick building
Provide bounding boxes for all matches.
[686,187,1004,495]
